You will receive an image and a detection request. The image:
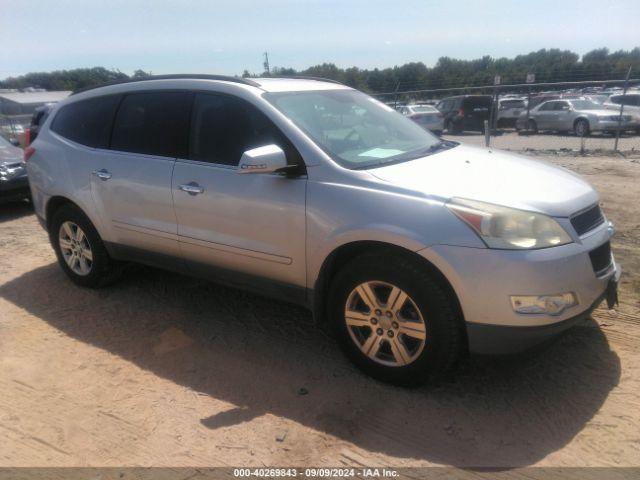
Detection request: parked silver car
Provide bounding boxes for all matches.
[516,98,636,136]
[398,104,444,135]
[26,75,620,384]
[602,92,640,133]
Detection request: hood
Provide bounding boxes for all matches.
[367,145,597,217]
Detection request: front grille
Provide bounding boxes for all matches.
[571,204,605,236]
[589,241,613,276]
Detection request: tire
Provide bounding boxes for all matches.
[50,204,121,288]
[328,252,464,386]
[574,119,590,137]
[527,119,538,134]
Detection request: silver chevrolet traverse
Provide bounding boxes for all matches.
[26,75,620,384]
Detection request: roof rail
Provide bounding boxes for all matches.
[268,75,344,85]
[71,74,261,95]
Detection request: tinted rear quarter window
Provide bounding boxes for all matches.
[463,97,491,109]
[51,95,120,148]
[111,92,192,158]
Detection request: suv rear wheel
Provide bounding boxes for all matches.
[328,252,463,385]
[50,204,121,288]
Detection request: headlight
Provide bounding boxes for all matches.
[0,163,25,180]
[446,198,572,249]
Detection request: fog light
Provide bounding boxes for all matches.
[510,293,577,315]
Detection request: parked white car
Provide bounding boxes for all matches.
[497,97,527,128]
[399,104,444,135]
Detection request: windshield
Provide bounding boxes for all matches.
[264,89,447,169]
[569,99,601,110]
[587,95,608,104]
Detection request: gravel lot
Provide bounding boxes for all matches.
[0,148,639,468]
[443,130,640,153]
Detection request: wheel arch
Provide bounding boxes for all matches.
[45,196,78,231]
[44,195,110,251]
[573,116,590,128]
[312,241,466,346]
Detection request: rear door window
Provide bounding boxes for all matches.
[51,95,120,148]
[464,97,491,111]
[110,92,192,158]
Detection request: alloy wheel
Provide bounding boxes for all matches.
[59,221,93,276]
[575,120,587,137]
[344,281,427,367]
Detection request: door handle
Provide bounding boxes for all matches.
[92,169,112,181]
[178,182,204,195]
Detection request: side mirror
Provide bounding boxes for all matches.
[238,144,288,174]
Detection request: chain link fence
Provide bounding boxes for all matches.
[374,77,640,155]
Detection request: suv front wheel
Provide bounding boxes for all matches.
[328,252,463,385]
[50,204,121,288]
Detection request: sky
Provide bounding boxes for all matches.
[1,0,639,79]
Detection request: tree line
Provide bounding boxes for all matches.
[2,47,638,94]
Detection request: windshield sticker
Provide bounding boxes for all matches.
[358,148,404,158]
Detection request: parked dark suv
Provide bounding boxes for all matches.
[27,104,54,145]
[436,95,492,133]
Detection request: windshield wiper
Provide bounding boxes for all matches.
[408,140,457,158]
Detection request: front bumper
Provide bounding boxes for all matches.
[465,271,619,354]
[414,118,444,133]
[418,220,619,354]
[592,119,637,131]
[0,175,30,202]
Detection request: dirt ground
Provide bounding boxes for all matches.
[442,130,640,153]
[0,153,639,468]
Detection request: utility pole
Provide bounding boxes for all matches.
[614,66,632,152]
[393,82,401,109]
[263,52,270,76]
[525,73,535,134]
